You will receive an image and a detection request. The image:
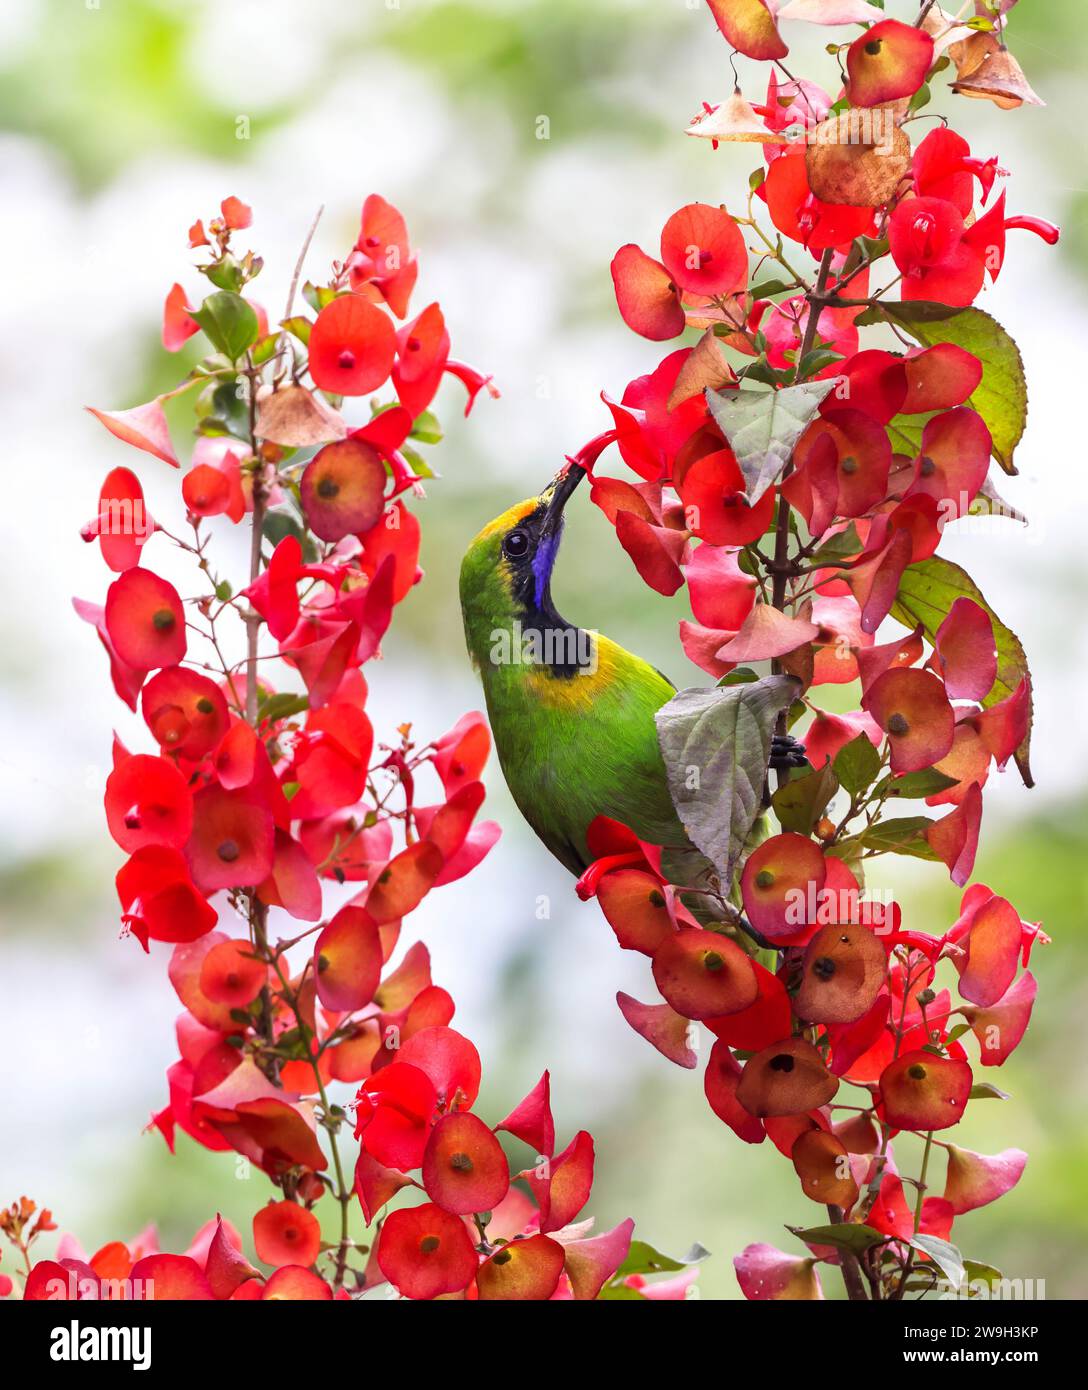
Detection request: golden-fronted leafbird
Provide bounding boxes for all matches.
[459,463,808,906]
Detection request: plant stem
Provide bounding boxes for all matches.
[894,1131,935,1299]
[769,247,835,787]
[827,1204,869,1301]
[267,954,355,1290]
[245,483,265,727]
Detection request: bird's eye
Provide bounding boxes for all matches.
[502,529,530,559]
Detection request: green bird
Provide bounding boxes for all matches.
[459,462,707,885]
[460,464,807,944]
[455,461,805,895]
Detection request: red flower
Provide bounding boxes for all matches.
[765,148,876,252]
[610,244,685,342]
[904,406,991,520]
[82,467,156,573]
[162,284,199,352]
[299,438,387,542]
[314,904,382,1012]
[142,666,229,761]
[105,754,193,853]
[495,1071,556,1158]
[864,667,955,774]
[660,203,748,298]
[612,203,747,340]
[308,294,396,396]
[741,833,828,946]
[477,1233,566,1301]
[116,846,215,948]
[391,303,450,416]
[377,1202,478,1300]
[185,784,275,892]
[652,927,758,1020]
[356,1062,438,1170]
[252,1201,321,1270]
[523,1130,596,1234]
[104,568,187,670]
[349,194,417,319]
[421,1112,510,1215]
[879,1050,972,1131]
[845,20,933,107]
[432,711,491,798]
[200,938,267,1007]
[678,447,776,547]
[705,0,787,63]
[220,196,252,230]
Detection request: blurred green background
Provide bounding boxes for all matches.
[1,0,1086,1299]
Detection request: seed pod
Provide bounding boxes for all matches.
[805,112,910,208]
[736,1036,839,1118]
[794,922,889,1024]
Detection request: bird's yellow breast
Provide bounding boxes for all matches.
[520,634,626,712]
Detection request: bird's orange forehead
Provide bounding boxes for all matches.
[476,497,539,544]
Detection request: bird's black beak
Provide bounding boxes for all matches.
[540,462,586,537]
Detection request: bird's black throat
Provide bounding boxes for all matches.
[500,498,595,680]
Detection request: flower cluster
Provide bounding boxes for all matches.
[5,196,687,1303]
[574,0,1055,1300]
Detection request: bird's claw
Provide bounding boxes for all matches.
[769,733,809,772]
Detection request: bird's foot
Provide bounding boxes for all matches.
[769,733,809,773]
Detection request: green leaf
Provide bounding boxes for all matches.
[258,691,311,724]
[833,734,882,797]
[969,1082,1010,1101]
[748,277,793,299]
[796,347,843,380]
[195,379,251,442]
[400,443,436,480]
[706,379,835,504]
[214,579,233,602]
[866,304,1027,474]
[890,556,1033,786]
[410,409,443,445]
[191,291,259,362]
[880,768,959,799]
[855,301,960,327]
[717,666,759,687]
[596,1281,647,1300]
[909,1234,965,1288]
[788,1223,887,1256]
[772,762,838,835]
[281,315,312,347]
[885,411,930,457]
[860,816,940,860]
[962,1260,1004,1291]
[655,675,800,885]
[262,509,320,563]
[302,281,337,312]
[250,332,281,366]
[809,521,862,567]
[840,234,888,279]
[741,359,794,389]
[748,167,767,194]
[201,255,244,293]
[613,1240,710,1281]
[908,81,931,112]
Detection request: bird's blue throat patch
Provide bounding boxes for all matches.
[531,528,562,609]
